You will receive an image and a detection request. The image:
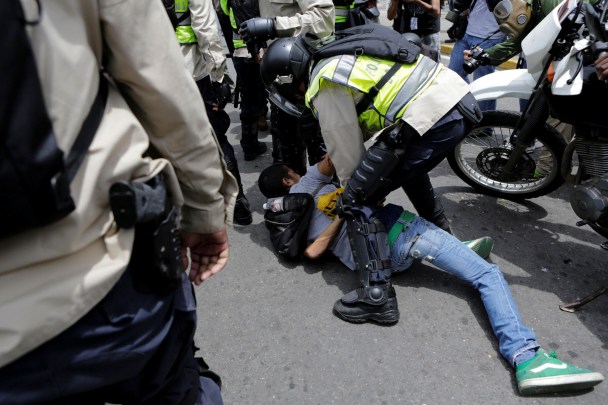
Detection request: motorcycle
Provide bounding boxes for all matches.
[450,0,608,311]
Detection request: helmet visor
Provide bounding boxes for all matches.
[266,84,306,117]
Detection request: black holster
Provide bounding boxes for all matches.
[110,174,183,294]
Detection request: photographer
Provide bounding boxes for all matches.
[388,0,442,62]
[447,0,505,112]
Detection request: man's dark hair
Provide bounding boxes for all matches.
[258,164,291,198]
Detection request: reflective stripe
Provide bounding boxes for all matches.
[176,26,197,44]
[335,6,349,22]
[332,55,356,84]
[385,58,439,122]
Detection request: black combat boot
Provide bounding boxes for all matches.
[234,195,252,225]
[333,282,399,324]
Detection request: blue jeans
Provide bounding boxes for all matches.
[447,33,505,112]
[390,216,540,367]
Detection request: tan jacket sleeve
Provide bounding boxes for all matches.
[312,82,366,185]
[269,0,335,39]
[101,0,237,232]
[190,0,227,82]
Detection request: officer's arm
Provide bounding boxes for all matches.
[312,82,366,186]
[273,0,335,38]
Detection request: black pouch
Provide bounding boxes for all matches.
[456,92,483,124]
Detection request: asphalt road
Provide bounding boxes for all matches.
[193,6,608,404]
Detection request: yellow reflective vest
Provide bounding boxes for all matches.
[175,0,197,44]
[219,0,247,50]
[306,54,441,131]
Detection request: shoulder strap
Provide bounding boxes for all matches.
[64,77,108,183]
[355,62,403,116]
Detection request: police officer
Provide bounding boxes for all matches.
[217,0,271,163]
[238,0,335,175]
[0,1,236,403]
[259,31,485,324]
[170,0,253,225]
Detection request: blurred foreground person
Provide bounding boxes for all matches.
[0,1,237,403]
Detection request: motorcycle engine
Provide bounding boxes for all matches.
[570,138,608,223]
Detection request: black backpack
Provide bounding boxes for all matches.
[0,0,107,238]
[264,193,316,261]
[264,183,329,261]
[310,24,421,67]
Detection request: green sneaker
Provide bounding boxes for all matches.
[463,236,494,259]
[516,349,604,395]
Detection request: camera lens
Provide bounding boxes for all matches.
[463,59,480,74]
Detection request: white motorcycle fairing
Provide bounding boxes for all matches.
[468,69,535,101]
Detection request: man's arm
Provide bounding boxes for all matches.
[304,216,345,259]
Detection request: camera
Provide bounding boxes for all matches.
[463,47,491,74]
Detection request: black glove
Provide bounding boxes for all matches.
[211,80,233,110]
[239,17,276,45]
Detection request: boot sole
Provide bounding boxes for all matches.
[333,309,399,324]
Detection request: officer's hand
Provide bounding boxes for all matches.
[239,17,276,45]
[181,228,229,286]
[211,80,232,110]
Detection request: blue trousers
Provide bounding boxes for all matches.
[0,248,223,404]
[390,215,540,367]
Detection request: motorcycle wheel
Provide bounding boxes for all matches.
[448,111,567,200]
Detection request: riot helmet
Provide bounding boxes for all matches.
[260,36,314,117]
[492,0,532,40]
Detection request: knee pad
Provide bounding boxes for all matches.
[342,141,402,207]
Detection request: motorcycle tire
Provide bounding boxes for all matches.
[448,110,567,200]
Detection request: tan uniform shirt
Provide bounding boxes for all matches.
[0,0,238,368]
[182,0,227,82]
[258,0,335,38]
[311,66,470,183]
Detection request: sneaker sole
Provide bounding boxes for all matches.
[518,372,604,395]
[333,309,399,324]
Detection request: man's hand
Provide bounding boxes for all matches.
[594,53,608,81]
[239,17,276,45]
[181,228,229,286]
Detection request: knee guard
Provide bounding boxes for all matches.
[341,140,404,207]
[345,209,393,289]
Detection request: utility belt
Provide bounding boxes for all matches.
[387,210,416,248]
[109,173,183,293]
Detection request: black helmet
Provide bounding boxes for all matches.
[260,36,313,117]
